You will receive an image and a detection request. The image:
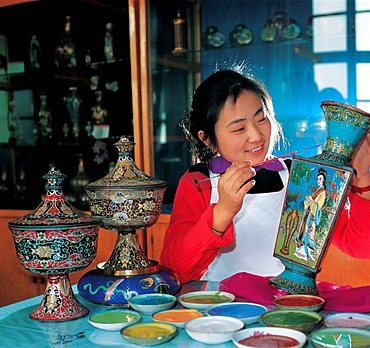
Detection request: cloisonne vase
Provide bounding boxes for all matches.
[8,165,102,321]
[78,136,180,305]
[269,101,370,295]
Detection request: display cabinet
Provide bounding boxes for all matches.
[0,0,133,210]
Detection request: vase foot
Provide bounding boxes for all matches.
[269,267,318,296]
[30,274,89,321]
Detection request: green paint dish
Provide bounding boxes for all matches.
[310,327,370,347]
[88,310,141,331]
[178,291,235,309]
[261,309,322,334]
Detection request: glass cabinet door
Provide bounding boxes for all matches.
[149,0,200,211]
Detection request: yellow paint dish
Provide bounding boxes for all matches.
[121,322,178,346]
[152,309,203,328]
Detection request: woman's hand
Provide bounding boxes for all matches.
[212,161,256,233]
[351,132,370,199]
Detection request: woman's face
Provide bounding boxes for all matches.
[317,174,325,186]
[214,90,272,165]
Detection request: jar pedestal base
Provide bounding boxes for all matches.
[30,274,89,321]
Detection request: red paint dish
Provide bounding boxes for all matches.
[273,294,325,312]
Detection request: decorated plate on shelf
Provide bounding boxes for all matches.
[230,24,253,46]
[201,26,225,50]
[178,291,235,310]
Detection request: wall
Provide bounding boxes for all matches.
[200,0,330,157]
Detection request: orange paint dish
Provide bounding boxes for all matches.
[152,309,203,328]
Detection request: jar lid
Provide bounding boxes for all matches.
[86,135,167,190]
[8,164,101,230]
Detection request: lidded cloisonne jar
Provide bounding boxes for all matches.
[85,135,167,233]
[79,136,180,306]
[8,164,102,321]
[84,135,167,271]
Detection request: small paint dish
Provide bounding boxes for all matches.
[205,302,268,325]
[178,290,235,310]
[121,322,178,346]
[128,293,177,315]
[309,327,370,347]
[260,309,322,334]
[233,327,306,348]
[323,312,370,330]
[274,294,325,312]
[152,309,203,328]
[184,315,244,344]
[88,310,141,331]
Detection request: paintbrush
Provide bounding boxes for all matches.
[193,143,321,184]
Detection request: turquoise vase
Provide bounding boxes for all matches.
[269,101,370,295]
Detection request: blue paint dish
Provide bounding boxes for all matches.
[205,302,268,325]
[128,294,177,315]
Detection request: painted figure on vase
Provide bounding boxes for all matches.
[294,168,327,262]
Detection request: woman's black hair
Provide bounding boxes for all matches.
[180,67,284,163]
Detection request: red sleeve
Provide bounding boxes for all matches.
[331,192,370,258]
[160,170,234,284]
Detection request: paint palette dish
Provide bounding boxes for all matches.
[260,309,322,334]
[205,302,268,325]
[128,293,177,315]
[184,315,244,344]
[274,294,325,312]
[88,310,141,331]
[309,327,370,347]
[152,309,203,329]
[232,327,307,348]
[121,322,178,346]
[178,290,235,310]
[323,312,370,330]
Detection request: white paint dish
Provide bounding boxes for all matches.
[323,312,370,330]
[185,315,244,344]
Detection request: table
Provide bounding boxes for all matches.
[0,281,321,347]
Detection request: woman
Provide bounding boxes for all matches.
[160,68,370,284]
[294,168,327,262]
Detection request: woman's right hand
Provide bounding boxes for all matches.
[212,161,256,232]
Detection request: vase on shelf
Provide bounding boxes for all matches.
[104,22,115,62]
[171,10,188,55]
[64,87,82,140]
[78,135,180,305]
[8,165,101,321]
[55,15,77,69]
[91,90,109,139]
[269,101,370,295]
[37,93,52,140]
